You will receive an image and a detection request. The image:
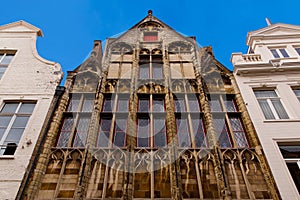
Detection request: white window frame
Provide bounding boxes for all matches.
[254,89,289,120]
[0,52,15,80]
[0,101,35,155]
[270,48,289,58]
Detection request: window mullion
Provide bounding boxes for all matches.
[69,113,79,147]
[109,114,116,148]
[267,98,279,119]
[187,114,195,148]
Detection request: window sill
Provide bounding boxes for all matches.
[264,119,300,123]
[0,155,14,159]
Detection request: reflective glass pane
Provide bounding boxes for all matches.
[117,99,128,112]
[1,54,14,65]
[0,66,6,72]
[254,90,277,98]
[137,118,149,147]
[5,128,24,144]
[176,118,190,147]
[98,118,112,147]
[224,99,236,112]
[139,65,149,79]
[67,97,80,112]
[139,99,149,112]
[174,98,185,112]
[209,99,222,112]
[258,100,275,119]
[114,118,127,147]
[192,118,206,147]
[0,128,6,140]
[73,117,90,147]
[279,49,289,58]
[19,103,35,114]
[293,89,300,97]
[154,118,166,147]
[279,145,300,158]
[103,98,113,112]
[57,117,74,147]
[286,163,300,193]
[82,98,94,112]
[153,98,164,112]
[0,116,12,127]
[188,97,200,112]
[152,64,163,79]
[271,99,289,119]
[12,116,29,127]
[270,49,280,58]
[1,103,18,113]
[213,118,231,147]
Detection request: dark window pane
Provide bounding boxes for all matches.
[5,128,24,144]
[1,54,14,65]
[137,118,150,147]
[188,97,200,112]
[114,118,127,147]
[286,163,300,193]
[296,48,300,56]
[82,98,94,112]
[192,118,206,147]
[154,118,166,147]
[117,99,128,112]
[258,100,275,119]
[153,64,163,79]
[57,117,74,147]
[12,116,29,127]
[18,103,35,114]
[229,117,248,147]
[270,49,280,58]
[271,99,289,119]
[98,118,112,147]
[153,98,164,112]
[103,97,113,112]
[1,103,18,113]
[279,49,289,57]
[139,99,149,112]
[254,90,277,98]
[174,98,185,112]
[0,116,12,127]
[213,118,231,147]
[67,96,80,112]
[73,117,90,147]
[224,98,236,112]
[176,118,190,147]
[140,65,149,79]
[209,99,222,112]
[279,145,300,158]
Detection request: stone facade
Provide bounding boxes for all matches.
[0,21,62,199]
[232,22,300,199]
[20,12,279,200]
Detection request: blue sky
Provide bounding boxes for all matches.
[1,0,300,84]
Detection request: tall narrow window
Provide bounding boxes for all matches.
[113,117,127,147]
[176,117,191,147]
[57,94,94,147]
[139,64,150,79]
[137,117,150,147]
[293,88,300,102]
[139,97,150,112]
[154,118,166,147]
[188,96,200,112]
[0,102,35,155]
[191,117,206,147]
[102,95,114,112]
[213,117,232,148]
[278,143,300,193]
[229,116,248,147]
[98,117,112,147]
[254,90,289,119]
[117,98,128,112]
[0,53,14,80]
[174,97,186,112]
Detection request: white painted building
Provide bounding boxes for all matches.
[231,22,300,199]
[0,21,62,199]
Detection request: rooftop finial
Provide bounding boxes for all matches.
[266,18,272,26]
[148,10,153,16]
